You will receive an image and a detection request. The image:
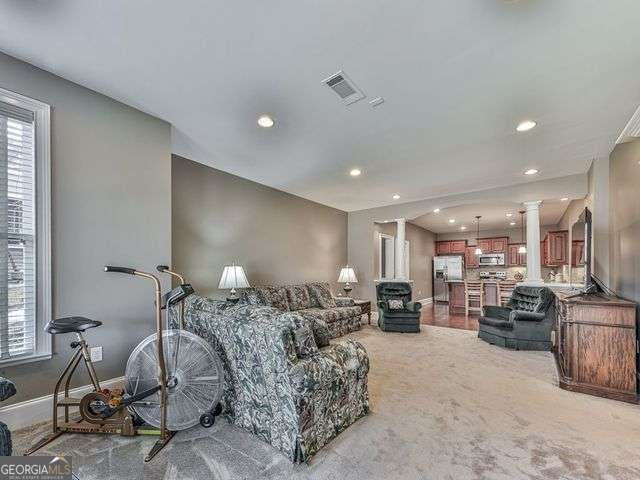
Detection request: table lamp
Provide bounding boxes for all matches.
[337,266,358,297]
[218,263,250,302]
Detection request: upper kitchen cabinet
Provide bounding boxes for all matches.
[507,244,526,266]
[477,238,492,253]
[541,230,568,266]
[436,240,467,255]
[477,237,508,254]
[465,246,479,268]
[571,240,585,267]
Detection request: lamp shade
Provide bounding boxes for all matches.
[337,266,358,283]
[218,264,250,289]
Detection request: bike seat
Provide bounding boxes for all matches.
[45,317,103,334]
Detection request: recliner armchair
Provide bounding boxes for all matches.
[376,281,422,333]
[1,376,17,456]
[478,285,555,350]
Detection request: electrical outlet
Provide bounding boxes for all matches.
[90,346,103,362]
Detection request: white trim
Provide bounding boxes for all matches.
[616,105,640,144]
[416,297,433,305]
[0,87,52,365]
[0,376,125,430]
[378,233,395,280]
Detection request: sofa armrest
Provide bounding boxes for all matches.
[510,310,546,322]
[0,377,16,402]
[482,305,511,320]
[334,297,355,307]
[405,301,422,313]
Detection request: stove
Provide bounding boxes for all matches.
[479,271,507,280]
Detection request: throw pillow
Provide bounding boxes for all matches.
[256,286,290,311]
[293,326,319,358]
[307,282,337,309]
[388,299,404,310]
[284,285,311,311]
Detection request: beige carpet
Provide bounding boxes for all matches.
[13,325,640,479]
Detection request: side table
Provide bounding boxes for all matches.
[353,299,372,325]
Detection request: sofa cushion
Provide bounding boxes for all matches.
[299,306,361,324]
[293,326,319,358]
[307,282,337,309]
[478,316,514,330]
[239,288,264,306]
[255,286,290,311]
[285,285,312,311]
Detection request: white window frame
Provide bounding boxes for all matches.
[378,233,395,280]
[0,87,51,366]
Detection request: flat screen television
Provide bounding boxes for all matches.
[579,207,607,294]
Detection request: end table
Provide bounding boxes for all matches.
[353,299,372,325]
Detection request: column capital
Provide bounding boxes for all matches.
[395,218,407,224]
[523,200,542,210]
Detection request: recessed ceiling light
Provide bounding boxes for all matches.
[509,221,516,226]
[506,213,514,217]
[516,120,537,132]
[460,226,467,231]
[524,168,539,175]
[350,168,362,177]
[448,218,456,224]
[392,194,400,200]
[433,208,441,213]
[257,115,274,128]
[560,197,569,201]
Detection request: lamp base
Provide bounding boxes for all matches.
[343,283,353,297]
[226,289,240,303]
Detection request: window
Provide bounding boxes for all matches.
[0,88,51,366]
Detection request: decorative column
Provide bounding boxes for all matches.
[395,218,406,280]
[524,201,543,284]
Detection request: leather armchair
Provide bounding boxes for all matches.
[0,376,16,456]
[376,282,422,333]
[478,286,555,350]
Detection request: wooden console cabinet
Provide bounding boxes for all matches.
[554,292,638,403]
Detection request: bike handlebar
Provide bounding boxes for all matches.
[156,265,169,273]
[104,266,137,275]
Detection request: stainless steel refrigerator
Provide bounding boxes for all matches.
[433,256,465,302]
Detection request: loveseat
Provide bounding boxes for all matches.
[239,282,362,338]
[174,295,370,463]
[1,376,16,456]
[478,285,555,351]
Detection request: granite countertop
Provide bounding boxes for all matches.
[445,279,512,284]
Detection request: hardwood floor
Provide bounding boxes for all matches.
[420,302,479,331]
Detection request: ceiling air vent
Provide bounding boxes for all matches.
[322,70,365,105]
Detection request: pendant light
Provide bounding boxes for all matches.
[474,215,482,255]
[518,210,527,254]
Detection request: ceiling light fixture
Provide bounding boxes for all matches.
[433,208,441,213]
[518,210,527,254]
[257,115,274,128]
[448,218,456,224]
[474,216,482,255]
[516,120,537,132]
[350,168,362,177]
[392,194,400,200]
[524,168,539,176]
[460,226,467,231]
[509,221,516,226]
[560,197,569,201]
[506,213,514,217]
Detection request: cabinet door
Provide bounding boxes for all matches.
[548,231,568,265]
[572,241,584,267]
[518,248,527,266]
[507,245,520,266]
[465,246,478,268]
[541,240,548,266]
[491,237,508,253]
[436,241,451,255]
[450,240,467,254]
[477,239,492,254]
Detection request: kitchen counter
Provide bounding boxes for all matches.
[445,280,510,314]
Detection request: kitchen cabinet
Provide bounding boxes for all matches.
[571,240,584,267]
[541,230,568,266]
[507,244,526,266]
[436,240,467,255]
[477,238,492,253]
[477,237,508,254]
[465,246,478,268]
[483,283,499,306]
[447,282,466,314]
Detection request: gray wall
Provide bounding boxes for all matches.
[610,141,640,304]
[0,52,172,405]
[372,222,436,300]
[172,155,348,297]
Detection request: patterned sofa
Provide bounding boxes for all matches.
[239,282,363,338]
[1,376,17,456]
[174,295,370,463]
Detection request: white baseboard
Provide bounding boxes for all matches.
[417,297,433,305]
[0,376,125,430]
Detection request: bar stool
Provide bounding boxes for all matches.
[465,280,483,316]
[498,281,517,307]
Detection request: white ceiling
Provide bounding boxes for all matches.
[1,1,639,211]
[410,199,570,234]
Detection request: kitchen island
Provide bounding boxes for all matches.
[446,280,507,314]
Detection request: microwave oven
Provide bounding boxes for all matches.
[478,253,505,266]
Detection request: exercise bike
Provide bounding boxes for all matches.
[26,265,224,462]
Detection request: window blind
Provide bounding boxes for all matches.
[0,101,36,360]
